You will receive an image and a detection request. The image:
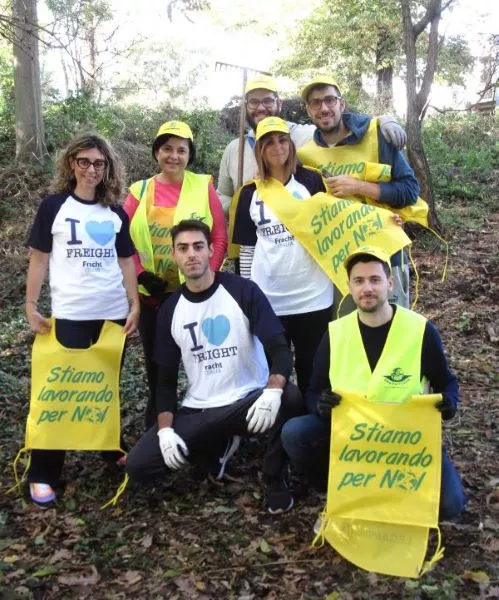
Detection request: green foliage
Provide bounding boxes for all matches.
[273,0,473,104]
[274,0,399,95]
[435,36,475,86]
[43,91,172,150]
[423,113,499,204]
[179,108,232,177]
[0,45,15,162]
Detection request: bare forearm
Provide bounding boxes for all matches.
[157,411,174,430]
[26,249,49,306]
[356,181,381,201]
[267,374,287,390]
[118,257,139,308]
[26,249,51,334]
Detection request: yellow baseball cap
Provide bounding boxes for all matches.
[245,75,279,95]
[255,117,290,141]
[301,76,342,103]
[344,245,392,272]
[155,120,193,141]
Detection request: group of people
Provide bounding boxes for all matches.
[24,74,466,522]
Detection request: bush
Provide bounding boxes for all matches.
[423,113,499,203]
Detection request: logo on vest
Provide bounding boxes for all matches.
[383,368,411,385]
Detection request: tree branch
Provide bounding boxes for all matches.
[417,5,441,109]
[413,0,454,37]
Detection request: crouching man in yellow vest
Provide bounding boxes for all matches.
[281,245,466,523]
[298,77,420,313]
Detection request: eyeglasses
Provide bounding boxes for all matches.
[307,95,342,110]
[246,97,277,109]
[74,157,107,171]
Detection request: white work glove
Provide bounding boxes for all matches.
[157,427,189,470]
[246,388,283,434]
[378,115,407,150]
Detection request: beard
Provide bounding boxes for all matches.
[357,294,386,314]
[315,116,343,135]
[246,108,279,132]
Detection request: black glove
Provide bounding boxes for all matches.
[317,389,342,420]
[138,271,167,296]
[435,394,457,421]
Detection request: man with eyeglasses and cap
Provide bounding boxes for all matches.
[217,75,407,216]
[298,76,420,310]
[281,245,466,523]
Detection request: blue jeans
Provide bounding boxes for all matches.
[281,414,466,521]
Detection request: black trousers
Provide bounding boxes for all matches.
[138,297,171,430]
[126,383,304,483]
[279,305,333,395]
[27,318,126,486]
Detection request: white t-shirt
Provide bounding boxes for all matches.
[155,273,282,409]
[28,193,132,320]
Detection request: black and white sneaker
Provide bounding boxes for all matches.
[266,477,295,514]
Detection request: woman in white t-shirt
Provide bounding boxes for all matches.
[25,132,139,507]
[233,117,333,395]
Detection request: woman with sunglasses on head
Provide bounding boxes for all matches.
[25,132,140,506]
[124,121,227,430]
[232,117,333,396]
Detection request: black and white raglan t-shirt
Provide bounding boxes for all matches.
[27,192,134,321]
[154,272,287,410]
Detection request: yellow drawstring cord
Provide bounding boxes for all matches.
[7,449,31,494]
[409,246,420,309]
[420,527,445,576]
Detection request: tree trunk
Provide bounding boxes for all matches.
[13,0,45,162]
[405,114,439,228]
[400,0,447,232]
[375,27,394,110]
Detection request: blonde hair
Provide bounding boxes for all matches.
[49,132,125,206]
[254,132,297,181]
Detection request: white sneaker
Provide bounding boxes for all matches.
[30,482,56,506]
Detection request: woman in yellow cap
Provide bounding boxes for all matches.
[124,121,227,428]
[232,116,332,396]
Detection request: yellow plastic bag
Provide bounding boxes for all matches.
[319,389,443,578]
[25,319,125,451]
[256,182,411,297]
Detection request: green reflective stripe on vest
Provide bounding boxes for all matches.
[129,171,212,294]
[328,307,427,404]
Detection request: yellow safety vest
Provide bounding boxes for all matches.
[129,171,213,294]
[329,306,427,403]
[297,119,429,228]
[321,308,443,578]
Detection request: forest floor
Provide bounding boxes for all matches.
[0,187,498,600]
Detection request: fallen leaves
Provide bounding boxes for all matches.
[462,570,490,584]
[57,564,100,586]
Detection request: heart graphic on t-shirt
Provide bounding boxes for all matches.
[201,315,230,346]
[85,220,115,246]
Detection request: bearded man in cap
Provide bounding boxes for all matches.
[298,77,419,310]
